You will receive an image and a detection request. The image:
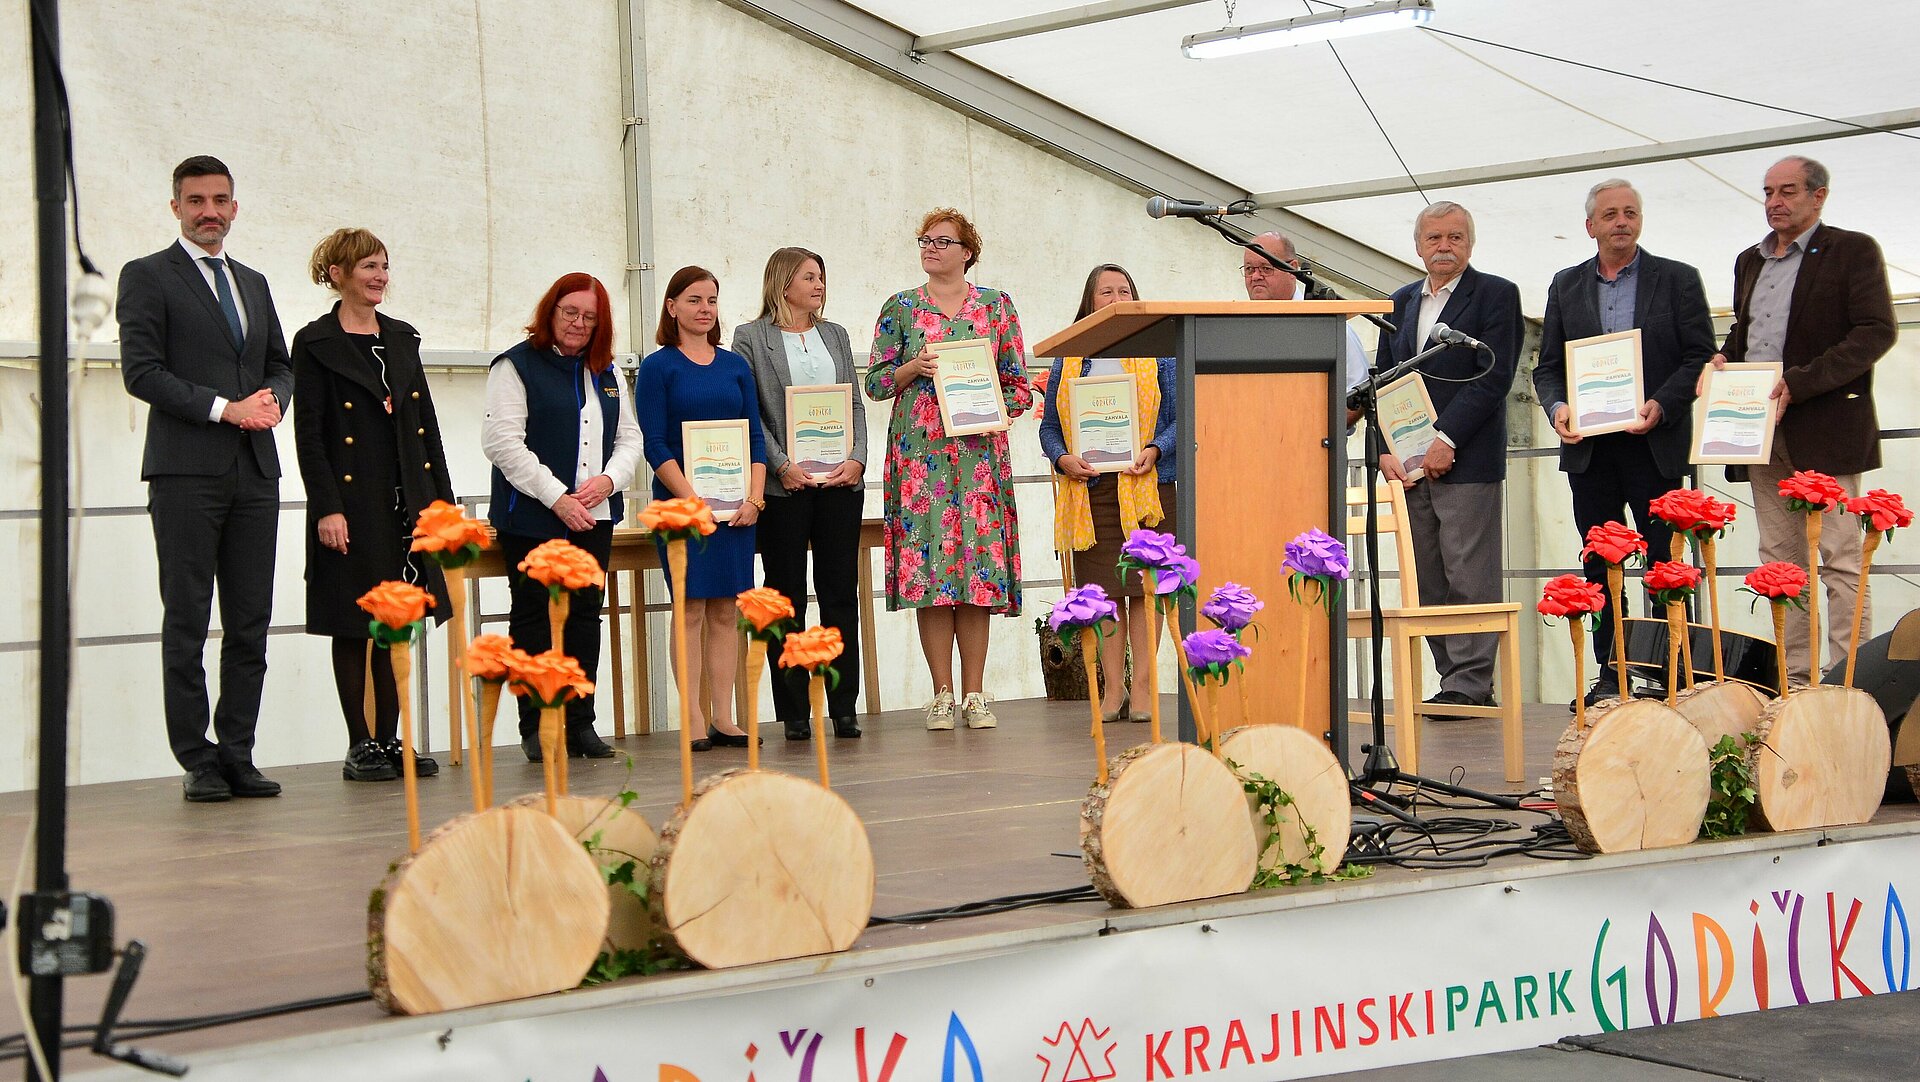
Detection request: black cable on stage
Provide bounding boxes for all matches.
[868,884,1103,926]
[1420,26,1919,143]
[0,991,373,1064]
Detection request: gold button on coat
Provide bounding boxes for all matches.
[344,436,354,446]
[343,474,353,483]
[343,400,353,409]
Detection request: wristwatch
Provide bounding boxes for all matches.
[746,495,767,511]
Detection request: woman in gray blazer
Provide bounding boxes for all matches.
[732,247,868,739]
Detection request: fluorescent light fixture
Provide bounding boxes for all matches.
[1183,0,1435,59]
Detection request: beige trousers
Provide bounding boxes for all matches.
[1748,463,1868,685]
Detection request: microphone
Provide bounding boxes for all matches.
[1429,322,1490,352]
[1146,196,1248,219]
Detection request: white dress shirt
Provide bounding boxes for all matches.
[179,236,251,422]
[482,360,645,524]
[1415,272,1462,447]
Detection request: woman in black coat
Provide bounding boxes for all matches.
[292,228,454,782]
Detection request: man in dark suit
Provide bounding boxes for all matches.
[118,156,293,802]
[1534,179,1715,706]
[1701,156,1895,684]
[1376,201,1524,711]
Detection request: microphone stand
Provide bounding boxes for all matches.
[1345,347,1522,814]
[1191,213,1398,337]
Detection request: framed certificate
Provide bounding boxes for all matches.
[1566,329,1645,436]
[681,418,751,522]
[1691,362,1782,465]
[1065,372,1140,474]
[930,337,1010,437]
[1377,371,1440,472]
[784,383,853,478]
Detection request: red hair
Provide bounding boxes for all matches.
[525,272,615,374]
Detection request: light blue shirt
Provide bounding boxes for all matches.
[1596,250,1641,336]
[1745,224,1819,364]
[780,326,835,387]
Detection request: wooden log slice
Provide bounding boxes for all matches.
[1553,699,1709,854]
[370,806,608,1014]
[1217,725,1351,877]
[508,793,657,952]
[1752,686,1890,831]
[649,769,873,969]
[1675,680,1770,750]
[1080,742,1258,908]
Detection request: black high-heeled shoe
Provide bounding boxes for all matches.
[705,726,763,748]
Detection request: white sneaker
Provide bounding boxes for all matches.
[925,688,956,730]
[961,692,997,729]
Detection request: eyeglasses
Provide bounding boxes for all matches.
[557,307,599,326]
[1241,263,1295,276]
[916,236,962,250]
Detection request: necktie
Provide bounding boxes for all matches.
[203,257,244,349]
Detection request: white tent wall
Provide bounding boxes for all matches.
[0,0,1249,790]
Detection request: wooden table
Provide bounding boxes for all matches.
[460,522,885,737]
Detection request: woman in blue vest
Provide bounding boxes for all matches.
[638,266,768,748]
[482,272,643,763]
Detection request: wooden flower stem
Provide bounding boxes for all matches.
[546,590,572,796]
[1607,565,1630,696]
[1771,604,1790,698]
[1704,538,1725,682]
[1845,530,1881,689]
[477,681,502,806]
[1805,513,1823,681]
[444,565,468,766]
[1167,635,1213,753]
[1668,534,1694,690]
[1203,682,1223,760]
[1142,571,1163,744]
[390,642,421,854]
[1665,601,1684,708]
[1295,581,1317,729]
[1079,628,1108,784]
[668,540,694,805]
[809,675,831,789]
[744,638,767,772]
[539,705,564,815]
[1571,622,1588,733]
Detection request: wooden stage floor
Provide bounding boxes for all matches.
[4,694,1914,1065]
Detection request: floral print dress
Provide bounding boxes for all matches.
[865,284,1032,614]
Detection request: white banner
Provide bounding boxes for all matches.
[82,831,1920,1082]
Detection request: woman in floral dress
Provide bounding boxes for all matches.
[865,207,1031,731]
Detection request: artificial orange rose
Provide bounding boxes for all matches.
[1846,489,1913,536]
[1742,561,1809,603]
[519,539,606,593]
[779,626,844,673]
[637,496,717,538]
[1778,470,1848,513]
[358,581,436,629]
[1537,574,1607,619]
[409,500,492,561]
[504,648,594,707]
[464,634,518,682]
[736,587,796,635]
[1580,520,1647,567]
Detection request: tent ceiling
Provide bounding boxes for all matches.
[852,0,1920,310]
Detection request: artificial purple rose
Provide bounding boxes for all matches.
[1155,553,1200,595]
[1119,528,1183,570]
[1047,583,1119,635]
[1201,582,1264,633]
[1183,628,1251,671]
[1283,528,1351,580]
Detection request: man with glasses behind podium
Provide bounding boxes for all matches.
[1242,231,1370,427]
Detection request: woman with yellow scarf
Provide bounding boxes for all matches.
[1038,264,1178,723]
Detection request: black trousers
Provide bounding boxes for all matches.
[757,485,863,721]
[1569,435,1683,678]
[148,452,279,772]
[498,523,613,737]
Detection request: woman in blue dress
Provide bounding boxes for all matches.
[637,266,767,749]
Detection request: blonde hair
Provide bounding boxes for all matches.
[309,228,385,289]
[757,247,826,327]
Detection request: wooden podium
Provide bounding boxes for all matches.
[1036,300,1392,762]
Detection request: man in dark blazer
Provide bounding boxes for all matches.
[1376,202,1524,711]
[1701,156,1895,684]
[1534,179,1715,706]
[118,156,293,802]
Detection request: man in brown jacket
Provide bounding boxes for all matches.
[1700,156,1896,684]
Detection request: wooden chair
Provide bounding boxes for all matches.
[1344,483,1525,782]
